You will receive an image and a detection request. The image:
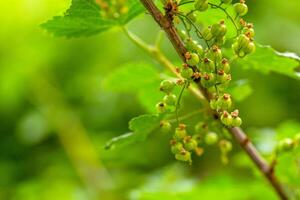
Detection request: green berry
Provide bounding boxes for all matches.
[181,66,194,79]
[160,121,172,133]
[185,38,198,52]
[156,102,167,113]
[211,21,227,38]
[232,117,242,127]
[244,27,255,38]
[171,141,184,154]
[214,36,225,46]
[202,26,213,41]
[233,1,248,16]
[195,0,208,12]
[237,34,250,48]
[175,150,191,162]
[205,132,218,145]
[217,94,232,110]
[221,111,233,126]
[243,42,255,54]
[163,94,176,106]
[216,70,228,84]
[220,58,230,73]
[174,124,187,140]
[202,58,214,72]
[219,140,233,153]
[185,52,200,66]
[184,138,198,151]
[201,73,215,88]
[160,80,175,94]
[208,45,222,62]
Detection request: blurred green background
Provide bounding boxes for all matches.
[0,0,300,199]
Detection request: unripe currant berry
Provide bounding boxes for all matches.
[181,66,194,79]
[220,58,230,73]
[221,111,233,126]
[243,42,255,54]
[221,0,232,4]
[170,140,184,154]
[160,80,175,94]
[195,0,208,12]
[202,57,214,72]
[163,94,176,106]
[211,21,227,38]
[179,30,188,41]
[187,12,197,22]
[244,25,255,38]
[160,120,172,133]
[217,93,232,110]
[219,139,233,154]
[202,26,213,41]
[201,73,216,88]
[195,121,208,134]
[174,124,187,140]
[205,132,219,145]
[175,149,191,162]
[237,34,250,48]
[208,45,222,63]
[184,138,198,151]
[231,110,242,127]
[277,138,294,152]
[156,102,167,113]
[185,52,200,66]
[214,36,225,46]
[233,0,248,16]
[216,70,228,84]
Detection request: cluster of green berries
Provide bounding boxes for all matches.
[276,133,300,154]
[232,21,255,58]
[156,80,178,113]
[160,120,233,164]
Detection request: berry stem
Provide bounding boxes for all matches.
[175,81,188,125]
[138,1,289,199]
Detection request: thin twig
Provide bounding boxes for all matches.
[138,0,289,199]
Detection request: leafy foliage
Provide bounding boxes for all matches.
[234,44,300,79]
[105,114,161,149]
[41,0,144,37]
[102,62,163,112]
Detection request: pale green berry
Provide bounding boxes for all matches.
[163,94,176,106]
[160,80,175,94]
[205,132,218,145]
[160,121,172,133]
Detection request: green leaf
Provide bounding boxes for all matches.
[102,62,163,112]
[42,0,144,38]
[102,62,160,92]
[234,44,300,79]
[105,114,161,149]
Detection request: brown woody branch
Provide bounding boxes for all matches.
[139,0,288,199]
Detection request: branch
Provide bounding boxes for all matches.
[138,0,288,199]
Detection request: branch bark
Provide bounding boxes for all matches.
[139,0,288,199]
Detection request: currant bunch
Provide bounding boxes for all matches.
[155,0,255,164]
